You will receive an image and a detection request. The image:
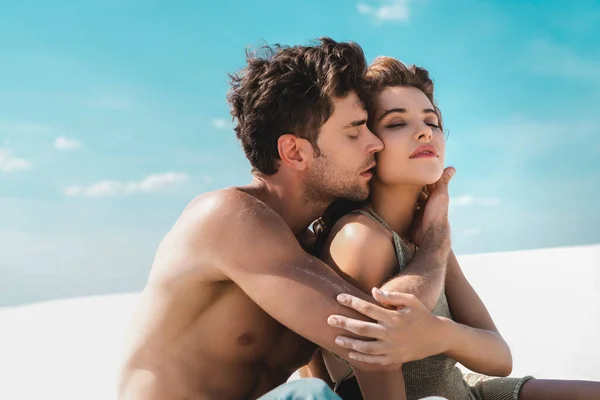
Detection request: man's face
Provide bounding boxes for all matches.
[304,92,383,203]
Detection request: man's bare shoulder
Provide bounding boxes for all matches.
[181,187,289,233]
[154,188,299,279]
[151,189,257,279]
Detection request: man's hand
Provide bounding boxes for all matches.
[410,166,455,249]
[326,288,447,367]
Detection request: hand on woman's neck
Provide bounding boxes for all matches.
[369,180,423,239]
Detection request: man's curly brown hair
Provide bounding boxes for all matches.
[227,37,368,175]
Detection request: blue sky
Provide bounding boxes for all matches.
[1,0,599,306]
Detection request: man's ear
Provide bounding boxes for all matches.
[277,134,312,171]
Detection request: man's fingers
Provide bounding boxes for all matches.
[372,288,416,308]
[336,294,391,321]
[327,315,386,339]
[416,191,427,214]
[425,183,436,195]
[437,167,455,188]
[348,352,394,366]
[335,336,385,355]
[427,167,455,195]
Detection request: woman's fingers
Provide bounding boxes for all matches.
[334,336,386,355]
[327,315,386,339]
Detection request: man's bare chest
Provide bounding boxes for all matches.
[207,284,316,371]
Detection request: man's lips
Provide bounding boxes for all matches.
[360,163,376,177]
[409,145,438,158]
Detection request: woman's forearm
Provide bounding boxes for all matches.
[353,368,406,400]
[440,317,513,377]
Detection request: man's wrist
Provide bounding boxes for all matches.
[419,229,451,260]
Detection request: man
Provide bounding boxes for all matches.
[118,37,453,400]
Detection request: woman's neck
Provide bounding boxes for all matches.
[369,179,422,239]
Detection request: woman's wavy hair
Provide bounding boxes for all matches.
[312,56,443,252]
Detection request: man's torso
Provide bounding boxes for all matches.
[119,190,317,399]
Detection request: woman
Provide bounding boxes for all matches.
[307,56,600,400]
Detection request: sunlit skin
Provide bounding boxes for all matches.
[370,86,446,238]
[117,92,405,400]
[309,86,600,400]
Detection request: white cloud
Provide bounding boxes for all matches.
[357,0,413,22]
[524,39,600,83]
[65,172,189,198]
[0,149,31,172]
[451,195,501,207]
[357,3,373,14]
[54,137,82,151]
[211,118,230,130]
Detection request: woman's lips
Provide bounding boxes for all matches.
[409,144,438,158]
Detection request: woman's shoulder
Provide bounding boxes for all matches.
[334,210,391,237]
[323,211,398,290]
[327,210,394,254]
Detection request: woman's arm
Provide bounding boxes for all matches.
[321,214,406,400]
[441,250,513,377]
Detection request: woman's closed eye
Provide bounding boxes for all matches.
[385,122,407,129]
[385,120,440,130]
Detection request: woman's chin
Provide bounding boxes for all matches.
[417,169,445,186]
[376,168,445,187]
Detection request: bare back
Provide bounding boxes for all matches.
[118,190,317,400]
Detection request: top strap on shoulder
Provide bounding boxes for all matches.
[350,207,414,270]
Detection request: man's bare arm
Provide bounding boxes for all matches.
[378,167,455,310]
[186,190,388,367]
[379,232,449,311]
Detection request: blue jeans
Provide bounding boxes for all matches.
[257,378,342,400]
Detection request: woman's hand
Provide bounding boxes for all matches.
[327,288,448,368]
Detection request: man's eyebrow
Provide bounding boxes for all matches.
[378,108,438,121]
[345,118,368,128]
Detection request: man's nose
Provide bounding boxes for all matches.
[366,127,384,153]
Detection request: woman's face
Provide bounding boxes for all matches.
[372,86,445,187]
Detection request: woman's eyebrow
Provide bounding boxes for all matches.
[378,108,406,121]
[378,108,438,121]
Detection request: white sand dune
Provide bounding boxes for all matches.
[1,244,599,399]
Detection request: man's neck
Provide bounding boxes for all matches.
[246,175,329,236]
[370,180,422,239]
